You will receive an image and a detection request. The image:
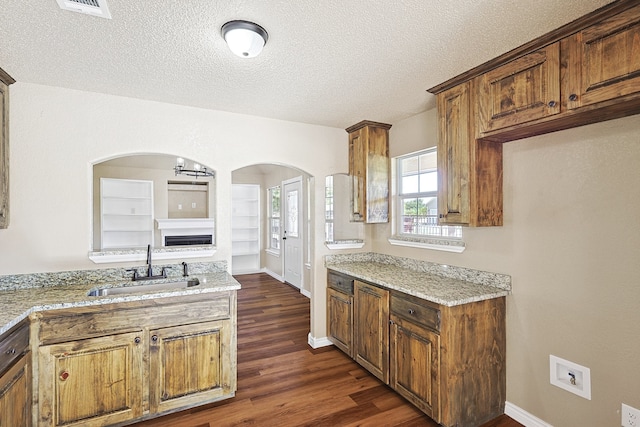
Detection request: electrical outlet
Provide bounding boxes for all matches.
[622,403,640,427]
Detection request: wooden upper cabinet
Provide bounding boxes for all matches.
[565,3,640,110]
[431,1,640,145]
[438,83,471,225]
[437,82,503,227]
[347,120,392,223]
[477,43,561,134]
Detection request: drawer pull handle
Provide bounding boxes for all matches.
[408,309,415,315]
[152,335,159,342]
[59,371,70,381]
[134,337,141,344]
[6,348,16,355]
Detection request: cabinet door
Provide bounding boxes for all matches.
[565,4,640,110]
[353,281,389,383]
[477,43,561,134]
[149,319,233,414]
[390,316,440,422]
[348,128,366,222]
[437,82,472,225]
[38,332,144,427]
[0,80,8,229]
[327,287,353,357]
[0,352,31,427]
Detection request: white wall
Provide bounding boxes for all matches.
[1,82,346,341]
[373,108,640,427]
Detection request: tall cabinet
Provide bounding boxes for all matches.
[346,120,391,223]
[231,184,260,274]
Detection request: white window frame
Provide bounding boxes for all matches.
[390,148,465,253]
[325,175,334,242]
[267,185,281,253]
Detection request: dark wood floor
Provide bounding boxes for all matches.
[134,273,522,427]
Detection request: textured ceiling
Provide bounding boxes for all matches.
[0,0,614,129]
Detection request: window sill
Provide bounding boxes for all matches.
[265,249,280,257]
[325,240,365,250]
[388,236,465,253]
[89,246,217,264]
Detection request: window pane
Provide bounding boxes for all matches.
[419,171,438,193]
[401,175,419,194]
[287,190,299,237]
[396,149,462,240]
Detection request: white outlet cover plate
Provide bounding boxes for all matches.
[549,354,591,400]
[622,403,640,427]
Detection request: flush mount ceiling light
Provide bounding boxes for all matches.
[221,20,268,58]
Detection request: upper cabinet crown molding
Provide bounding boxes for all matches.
[0,67,14,230]
[0,68,15,86]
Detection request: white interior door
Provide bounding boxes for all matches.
[283,177,303,289]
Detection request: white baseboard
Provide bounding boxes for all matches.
[307,333,333,349]
[264,269,284,282]
[505,401,552,427]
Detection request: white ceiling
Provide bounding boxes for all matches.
[0,0,613,129]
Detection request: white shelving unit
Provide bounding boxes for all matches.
[100,178,154,250]
[232,184,260,274]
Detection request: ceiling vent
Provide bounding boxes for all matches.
[56,0,112,19]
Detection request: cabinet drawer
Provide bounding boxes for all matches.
[36,292,233,345]
[328,271,354,295]
[0,322,29,374]
[390,294,440,332]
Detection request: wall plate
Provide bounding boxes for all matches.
[549,355,591,400]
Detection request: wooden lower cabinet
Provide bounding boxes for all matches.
[33,291,237,426]
[327,287,353,357]
[353,280,389,383]
[38,332,144,426]
[390,314,440,422]
[0,352,32,427]
[150,320,233,414]
[327,271,506,427]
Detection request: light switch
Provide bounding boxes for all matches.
[178,204,182,210]
[192,202,197,208]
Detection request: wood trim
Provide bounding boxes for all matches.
[427,0,638,94]
[0,68,15,86]
[345,120,392,133]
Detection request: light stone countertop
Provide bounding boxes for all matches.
[325,253,511,307]
[0,271,240,336]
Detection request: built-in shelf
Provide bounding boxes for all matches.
[100,178,154,250]
[232,184,260,274]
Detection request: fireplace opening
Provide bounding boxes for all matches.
[165,235,212,246]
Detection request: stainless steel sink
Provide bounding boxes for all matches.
[88,278,200,296]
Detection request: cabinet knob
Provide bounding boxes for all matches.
[5,348,16,355]
[408,309,415,315]
[569,94,578,102]
[134,336,141,344]
[152,335,159,342]
[59,371,70,381]
[548,100,557,108]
